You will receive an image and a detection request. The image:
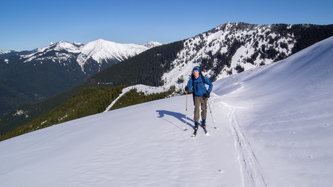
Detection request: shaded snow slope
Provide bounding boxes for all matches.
[1,37,333,186]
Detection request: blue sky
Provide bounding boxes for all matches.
[1,0,332,51]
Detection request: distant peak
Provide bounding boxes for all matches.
[143,41,162,48]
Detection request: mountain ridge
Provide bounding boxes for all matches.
[18,39,162,74]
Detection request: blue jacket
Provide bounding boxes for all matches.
[187,75,213,97]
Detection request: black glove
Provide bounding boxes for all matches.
[185,86,189,92]
[204,91,210,98]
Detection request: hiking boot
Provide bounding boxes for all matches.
[202,119,206,129]
[194,122,199,130]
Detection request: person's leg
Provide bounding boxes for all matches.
[194,96,201,129]
[201,97,208,128]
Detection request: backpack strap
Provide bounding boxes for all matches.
[201,72,205,84]
[192,73,205,87]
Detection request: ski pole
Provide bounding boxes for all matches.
[184,91,188,131]
[207,100,217,129]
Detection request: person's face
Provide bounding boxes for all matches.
[193,70,199,78]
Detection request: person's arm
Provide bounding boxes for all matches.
[205,76,213,93]
[185,78,193,92]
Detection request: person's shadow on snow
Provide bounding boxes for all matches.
[156,110,194,130]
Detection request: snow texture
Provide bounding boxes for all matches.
[1,36,333,187]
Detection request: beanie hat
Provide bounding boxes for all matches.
[193,66,200,72]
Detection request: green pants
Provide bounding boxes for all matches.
[194,96,207,122]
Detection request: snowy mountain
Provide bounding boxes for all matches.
[22,41,83,62]
[0,40,161,116]
[161,23,330,89]
[0,49,32,60]
[19,39,161,74]
[2,40,161,75]
[1,36,332,187]
[0,49,12,55]
[77,39,153,73]
[143,41,164,48]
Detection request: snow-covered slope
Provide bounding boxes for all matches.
[211,36,333,186]
[1,37,333,186]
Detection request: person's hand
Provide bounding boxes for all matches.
[185,86,189,92]
[204,91,210,98]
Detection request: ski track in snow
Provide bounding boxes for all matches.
[214,71,267,187]
[227,108,266,187]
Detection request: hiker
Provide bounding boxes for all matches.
[185,66,213,132]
